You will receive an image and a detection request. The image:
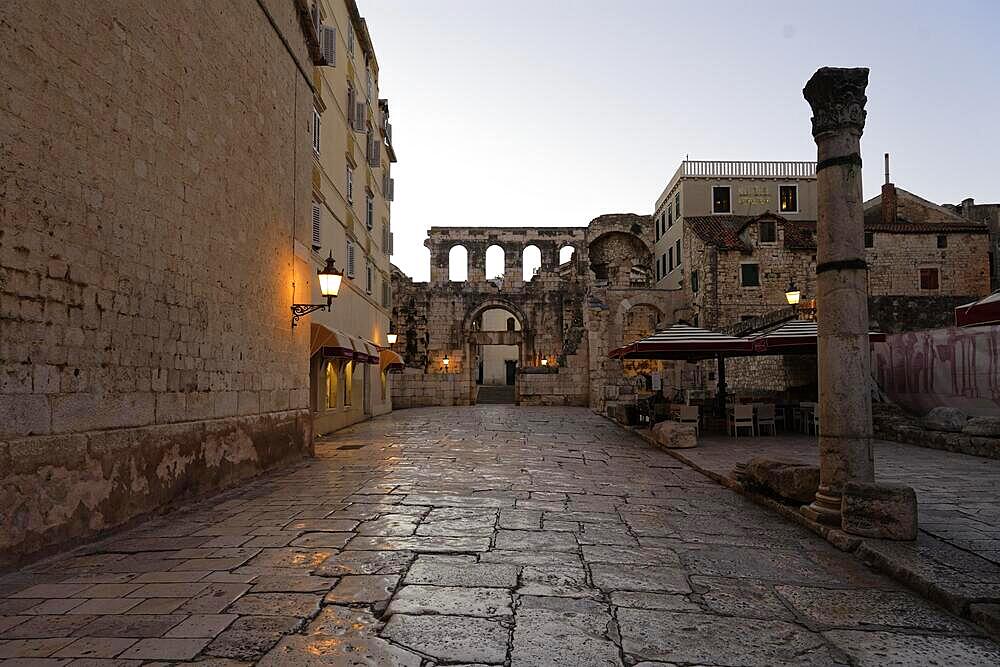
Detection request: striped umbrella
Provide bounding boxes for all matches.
[609,323,752,360]
[747,320,886,353]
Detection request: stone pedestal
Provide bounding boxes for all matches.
[801,67,876,525]
[841,481,918,540]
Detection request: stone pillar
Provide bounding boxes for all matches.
[801,67,875,525]
[468,243,486,284]
[427,240,448,286]
[504,243,522,289]
[539,241,558,272]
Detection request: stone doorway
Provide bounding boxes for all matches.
[466,303,527,405]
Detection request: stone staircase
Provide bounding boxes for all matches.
[476,385,516,404]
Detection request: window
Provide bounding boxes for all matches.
[366,192,374,229]
[691,270,699,293]
[382,222,389,250]
[937,235,948,249]
[381,280,390,307]
[347,84,356,125]
[655,260,661,281]
[325,361,338,408]
[675,239,682,265]
[343,360,353,406]
[712,186,731,214]
[674,193,680,218]
[740,263,760,287]
[660,253,666,276]
[668,247,674,272]
[311,109,321,154]
[347,24,354,56]
[311,201,322,249]
[919,267,939,290]
[366,68,373,100]
[655,214,660,240]
[864,231,874,248]
[667,207,673,227]
[346,164,353,204]
[779,185,798,213]
[320,25,336,65]
[366,259,373,293]
[506,317,515,332]
[759,221,777,243]
[346,238,356,277]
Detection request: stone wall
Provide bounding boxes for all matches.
[391,369,471,408]
[0,0,316,567]
[869,295,978,333]
[866,231,989,297]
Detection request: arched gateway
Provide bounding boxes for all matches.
[389,215,685,410]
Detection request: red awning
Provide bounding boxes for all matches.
[609,324,753,361]
[955,291,1000,328]
[747,320,886,354]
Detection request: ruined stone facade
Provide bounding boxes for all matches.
[943,198,1000,291]
[389,215,683,411]
[0,0,319,567]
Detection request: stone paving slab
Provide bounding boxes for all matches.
[0,406,998,664]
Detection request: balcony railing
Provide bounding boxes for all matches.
[677,160,816,180]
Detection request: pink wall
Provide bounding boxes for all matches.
[873,326,1000,417]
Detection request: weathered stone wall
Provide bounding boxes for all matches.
[869,295,978,333]
[866,232,989,297]
[0,0,316,567]
[391,369,471,408]
[390,214,680,412]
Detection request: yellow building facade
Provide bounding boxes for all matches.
[304,0,397,434]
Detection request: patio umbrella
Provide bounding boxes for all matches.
[746,320,886,354]
[609,323,753,411]
[954,291,1000,328]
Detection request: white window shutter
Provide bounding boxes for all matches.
[321,26,336,66]
[311,202,321,248]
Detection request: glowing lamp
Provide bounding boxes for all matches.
[387,321,398,345]
[540,358,548,366]
[290,252,344,327]
[442,355,450,369]
[785,281,801,306]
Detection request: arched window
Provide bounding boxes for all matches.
[449,245,468,282]
[559,245,576,264]
[325,361,338,409]
[506,317,515,332]
[485,244,505,280]
[522,245,541,282]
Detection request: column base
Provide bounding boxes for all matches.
[800,489,842,526]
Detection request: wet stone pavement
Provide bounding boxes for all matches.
[2,406,999,666]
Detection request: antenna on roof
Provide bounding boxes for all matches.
[884,153,890,185]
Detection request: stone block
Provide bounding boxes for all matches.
[841,481,917,541]
[0,393,51,436]
[743,457,819,503]
[651,421,697,449]
[963,416,1000,438]
[923,406,967,433]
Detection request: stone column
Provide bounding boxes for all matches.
[801,67,875,525]
[468,243,486,284]
[539,242,558,272]
[427,240,448,286]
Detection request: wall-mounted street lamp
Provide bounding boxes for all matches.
[785,281,801,306]
[291,252,343,327]
[540,358,548,366]
[387,322,398,346]
[442,355,450,369]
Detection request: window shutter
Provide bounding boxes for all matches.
[387,178,394,201]
[311,3,320,40]
[311,202,321,248]
[347,239,356,277]
[312,110,320,154]
[388,232,393,255]
[354,103,366,132]
[366,260,373,293]
[321,26,336,66]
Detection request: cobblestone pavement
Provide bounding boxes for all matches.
[682,433,1000,564]
[2,406,999,665]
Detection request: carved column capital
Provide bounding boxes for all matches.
[803,67,869,138]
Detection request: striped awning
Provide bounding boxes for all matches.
[747,320,886,352]
[955,291,1000,328]
[609,323,752,360]
[380,349,405,372]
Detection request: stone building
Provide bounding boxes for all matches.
[389,215,684,411]
[944,198,1000,290]
[653,160,819,289]
[307,0,397,435]
[0,1,320,567]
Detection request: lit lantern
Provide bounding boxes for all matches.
[387,321,398,345]
[785,281,801,306]
[442,355,450,369]
[290,252,344,327]
[540,358,548,366]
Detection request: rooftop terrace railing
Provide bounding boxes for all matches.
[677,160,817,179]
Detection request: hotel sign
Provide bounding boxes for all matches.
[737,187,771,206]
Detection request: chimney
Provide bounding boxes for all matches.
[961,197,975,219]
[881,153,897,226]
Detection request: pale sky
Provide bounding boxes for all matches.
[363,0,1000,282]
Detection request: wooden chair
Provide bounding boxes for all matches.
[774,405,787,431]
[728,404,754,438]
[678,405,700,436]
[756,403,776,436]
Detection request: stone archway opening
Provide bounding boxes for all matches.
[464,301,528,405]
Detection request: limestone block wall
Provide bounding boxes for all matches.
[865,232,989,297]
[518,369,588,406]
[391,369,471,408]
[0,0,316,567]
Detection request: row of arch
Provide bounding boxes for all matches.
[448,244,576,282]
